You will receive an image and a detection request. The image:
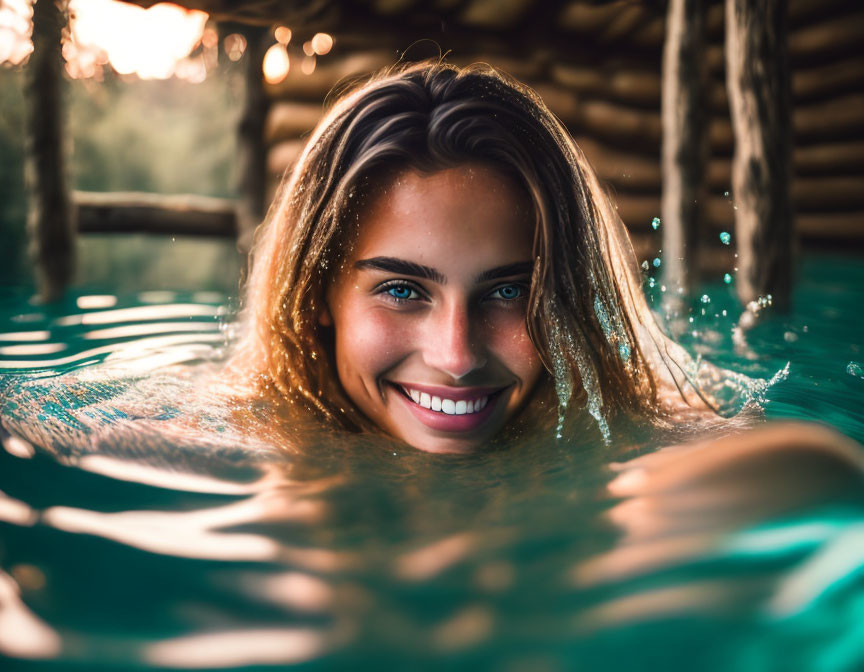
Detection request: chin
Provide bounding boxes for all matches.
[400,433,490,454]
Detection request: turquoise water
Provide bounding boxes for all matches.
[0,254,863,671]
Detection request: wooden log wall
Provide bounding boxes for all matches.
[260,0,864,276]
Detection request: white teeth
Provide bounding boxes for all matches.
[403,388,491,415]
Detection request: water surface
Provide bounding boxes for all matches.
[1,255,863,671]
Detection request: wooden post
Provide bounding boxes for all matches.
[726,0,794,311]
[661,0,708,299]
[236,25,269,253]
[25,0,74,302]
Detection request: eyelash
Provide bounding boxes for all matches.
[374,280,528,305]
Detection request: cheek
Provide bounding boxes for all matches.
[335,305,413,377]
[485,312,543,378]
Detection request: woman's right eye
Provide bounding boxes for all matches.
[377,282,423,303]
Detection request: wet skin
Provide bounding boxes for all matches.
[323,164,544,454]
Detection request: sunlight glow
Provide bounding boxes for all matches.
[310,33,333,55]
[274,26,292,45]
[0,570,62,659]
[262,43,290,84]
[76,294,118,310]
[0,331,50,342]
[300,54,316,75]
[0,0,32,65]
[0,343,66,356]
[3,434,36,459]
[83,321,219,340]
[56,303,220,327]
[67,0,208,80]
[223,33,246,62]
[144,627,325,668]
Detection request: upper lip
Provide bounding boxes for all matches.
[389,381,509,401]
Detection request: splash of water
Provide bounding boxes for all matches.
[548,306,611,444]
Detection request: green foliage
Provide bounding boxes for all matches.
[67,69,241,196]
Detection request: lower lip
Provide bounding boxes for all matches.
[393,386,503,433]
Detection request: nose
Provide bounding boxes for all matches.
[422,301,487,380]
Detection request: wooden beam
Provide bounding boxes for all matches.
[25,0,73,303]
[74,191,237,237]
[236,24,270,252]
[661,0,709,298]
[726,0,795,311]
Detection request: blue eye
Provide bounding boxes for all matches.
[490,284,525,300]
[380,283,422,302]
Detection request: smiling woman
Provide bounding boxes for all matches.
[227,59,736,453]
[321,165,544,453]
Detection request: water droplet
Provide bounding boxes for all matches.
[652,257,661,268]
[720,232,731,245]
[651,217,661,230]
[847,361,864,379]
[641,260,649,271]
[723,273,733,284]
[724,191,729,197]
[648,277,656,288]
[784,331,798,343]
[618,342,631,361]
[700,294,711,304]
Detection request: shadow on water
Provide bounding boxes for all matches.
[1,254,864,671]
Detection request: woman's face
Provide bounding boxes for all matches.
[324,163,545,453]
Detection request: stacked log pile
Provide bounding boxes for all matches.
[261,0,864,269]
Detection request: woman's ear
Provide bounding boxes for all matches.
[318,303,333,327]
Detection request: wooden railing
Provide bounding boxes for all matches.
[74,192,238,238]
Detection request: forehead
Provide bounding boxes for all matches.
[349,164,535,274]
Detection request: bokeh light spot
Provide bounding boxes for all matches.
[263,43,290,84]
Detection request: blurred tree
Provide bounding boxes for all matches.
[0,68,29,287]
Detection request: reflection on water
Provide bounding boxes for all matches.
[0,258,863,671]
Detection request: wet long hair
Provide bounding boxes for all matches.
[229,60,720,437]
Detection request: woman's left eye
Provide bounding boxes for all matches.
[488,284,526,301]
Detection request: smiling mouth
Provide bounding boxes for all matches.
[391,383,505,415]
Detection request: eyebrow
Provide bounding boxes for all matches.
[354,257,533,284]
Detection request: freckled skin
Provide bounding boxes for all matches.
[324,164,544,454]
